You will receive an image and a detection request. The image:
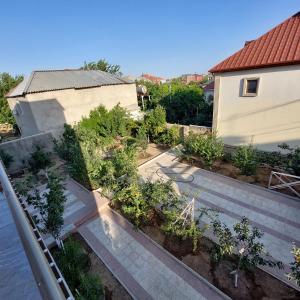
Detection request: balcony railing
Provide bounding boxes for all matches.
[0,160,74,300]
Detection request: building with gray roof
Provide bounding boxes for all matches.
[6,69,139,137]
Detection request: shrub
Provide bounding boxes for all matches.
[233,145,258,175]
[184,133,224,168]
[162,202,217,252]
[156,125,181,147]
[28,145,51,173]
[212,217,283,287]
[0,149,13,168]
[113,181,148,227]
[135,125,148,154]
[112,146,137,179]
[53,238,90,292]
[287,245,300,286]
[77,273,103,300]
[144,105,167,140]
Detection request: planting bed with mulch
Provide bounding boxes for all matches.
[142,224,300,300]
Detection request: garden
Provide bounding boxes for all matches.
[176,133,300,195]
[2,103,300,299]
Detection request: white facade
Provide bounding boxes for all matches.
[213,64,300,151]
[8,83,138,137]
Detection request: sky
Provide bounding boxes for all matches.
[0,0,299,78]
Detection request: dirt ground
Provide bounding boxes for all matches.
[73,233,132,300]
[137,143,169,166]
[142,225,300,300]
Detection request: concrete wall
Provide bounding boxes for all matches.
[8,83,138,137]
[0,132,54,173]
[166,123,211,139]
[213,65,300,151]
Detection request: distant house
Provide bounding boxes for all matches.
[203,81,214,104]
[209,12,300,151]
[181,73,204,84]
[141,73,166,84]
[6,69,139,137]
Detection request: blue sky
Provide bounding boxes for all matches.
[0,0,299,78]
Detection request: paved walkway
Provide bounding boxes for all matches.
[78,206,230,300]
[138,150,300,290]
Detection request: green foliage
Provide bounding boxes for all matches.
[144,105,167,140]
[14,172,37,196]
[287,245,300,286]
[77,273,104,300]
[28,145,52,174]
[136,79,212,126]
[184,133,224,168]
[54,238,90,292]
[0,72,23,125]
[135,125,148,153]
[54,105,137,189]
[233,145,258,175]
[212,217,283,273]
[28,174,66,239]
[162,202,218,252]
[82,58,121,75]
[156,125,181,147]
[112,146,137,179]
[0,149,13,168]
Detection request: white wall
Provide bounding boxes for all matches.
[213,65,300,151]
[8,83,138,137]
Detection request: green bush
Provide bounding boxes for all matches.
[233,145,258,175]
[0,149,13,168]
[28,145,51,173]
[53,238,90,291]
[156,125,181,147]
[184,133,224,168]
[144,105,167,140]
[112,146,137,179]
[77,273,104,300]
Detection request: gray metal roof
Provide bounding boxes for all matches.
[7,69,133,97]
[0,192,42,300]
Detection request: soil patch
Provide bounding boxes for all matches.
[137,143,169,166]
[141,225,300,300]
[73,233,132,300]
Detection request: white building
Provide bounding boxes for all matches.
[209,12,300,151]
[7,70,139,137]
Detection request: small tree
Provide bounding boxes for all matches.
[144,105,167,140]
[212,217,283,287]
[28,145,52,174]
[28,174,66,247]
[287,245,300,286]
[233,145,258,175]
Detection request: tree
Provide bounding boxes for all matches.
[212,217,283,287]
[82,59,121,75]
[28,174,66,247]
[0,72,23,125]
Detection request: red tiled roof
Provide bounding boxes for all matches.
[209,12,300,73]
[203,81,214,91]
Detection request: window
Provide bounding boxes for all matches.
[242,78,259,96]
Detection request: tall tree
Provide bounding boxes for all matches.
[82,59,121,76]
[0,72,23,125]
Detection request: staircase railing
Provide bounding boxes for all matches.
[268,171,300,198]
